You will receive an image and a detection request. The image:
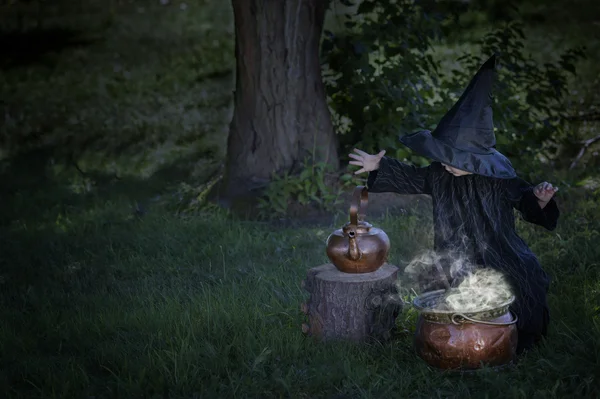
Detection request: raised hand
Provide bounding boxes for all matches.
[534,182,558,207]
[348,148,386,175]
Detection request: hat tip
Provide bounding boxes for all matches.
[483,53,498,70]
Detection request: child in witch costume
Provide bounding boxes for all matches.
[349,54,559,354]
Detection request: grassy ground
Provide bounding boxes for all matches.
[0,0,233,181]
[1,0,599,398]
[1,193,599,398]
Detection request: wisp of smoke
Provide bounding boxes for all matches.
[403,247,514,312]
[402,249,476,293]
[443,268,513,312]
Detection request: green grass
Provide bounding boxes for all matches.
[0,0,234,181]
[1,0,599,397]
[0,192,599,398]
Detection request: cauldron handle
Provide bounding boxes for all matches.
[451,311,518,326]
[349,186,368,226]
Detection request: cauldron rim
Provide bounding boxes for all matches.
[412,288,515,321]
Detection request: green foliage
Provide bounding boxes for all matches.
[257,157,361,219]
[446,22,586,174]
[323,0,458,166]
[323,0,587,174]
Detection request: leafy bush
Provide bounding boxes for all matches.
[449,22,586,175]
[323,0,586,176]
[323,0,456,166]
[256,157,363,219]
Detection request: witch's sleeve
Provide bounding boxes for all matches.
[504,176,560,231]
[366,156,432,195]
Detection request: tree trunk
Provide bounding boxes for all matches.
[301,263,403,343]
[221,0,339,201]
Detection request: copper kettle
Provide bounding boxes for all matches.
[326,186,390,273]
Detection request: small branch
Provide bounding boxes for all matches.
[569,134,600,169]
[72,161,87,176]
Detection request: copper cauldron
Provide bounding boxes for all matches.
[412,289,518,370]
[326,186,390,273]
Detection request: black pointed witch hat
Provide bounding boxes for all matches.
[399,54,516,179]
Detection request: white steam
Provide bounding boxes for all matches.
[403,249,476,292]
[404,250,514,312]
[442,268,513,312]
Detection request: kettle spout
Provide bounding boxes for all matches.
[347,230,361,261]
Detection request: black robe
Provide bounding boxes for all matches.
[367,157,559,341]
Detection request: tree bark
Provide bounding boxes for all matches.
[301,263,403,343]
[221,0,339,201]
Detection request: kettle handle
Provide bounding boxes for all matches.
[349,186,369,225]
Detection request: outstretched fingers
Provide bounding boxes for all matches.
[534,181,559,202]
[353,148,369,156]
[542,182,558,193]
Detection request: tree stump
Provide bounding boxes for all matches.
[301,263,402,343]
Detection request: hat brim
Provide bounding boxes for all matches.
[399,130,516,179]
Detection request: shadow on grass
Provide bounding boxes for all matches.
[0,27,99,70]
[0,144,206,229]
